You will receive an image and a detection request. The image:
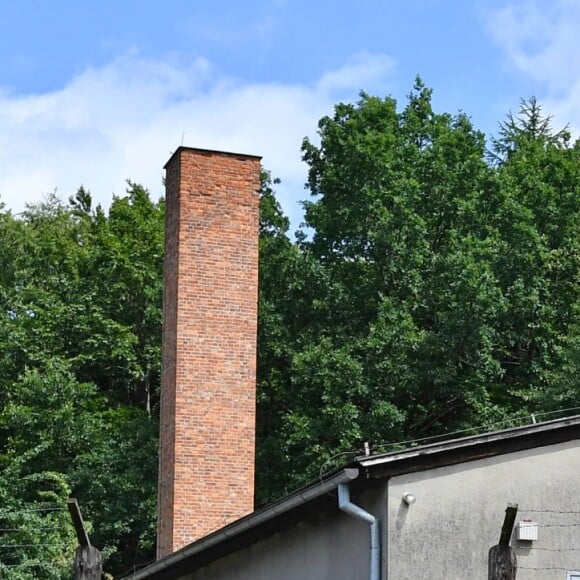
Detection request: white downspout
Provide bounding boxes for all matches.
[338,483,380,580]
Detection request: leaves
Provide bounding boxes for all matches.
[256,85,580,502]
[0,185,163,576]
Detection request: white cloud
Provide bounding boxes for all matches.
[486,0,580,133]
[0,51,394,228]
[318,52,395,95]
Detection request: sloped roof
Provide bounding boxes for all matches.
[124,413,580,580]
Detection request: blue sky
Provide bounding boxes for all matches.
[0,0,578,228]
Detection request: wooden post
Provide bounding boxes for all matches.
[488,504,518,580]
[67,498,91,547]
[67,498,103,580]
[74,545,102,580]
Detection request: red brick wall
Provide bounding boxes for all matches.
[157,147,261,558]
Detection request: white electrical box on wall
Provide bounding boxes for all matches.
[517,520,538,541]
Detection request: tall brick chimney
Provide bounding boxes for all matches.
[157,147,261,558]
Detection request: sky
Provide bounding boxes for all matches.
[0,0,579,229]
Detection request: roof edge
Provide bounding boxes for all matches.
[124,414,580,579]
[359,414,580,471]
[124,468,359,580]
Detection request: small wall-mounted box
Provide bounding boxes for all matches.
[517,520,538,541]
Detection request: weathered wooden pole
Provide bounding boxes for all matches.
[488,503,518,580]
[67,498,103,580]
[73,545,103,580]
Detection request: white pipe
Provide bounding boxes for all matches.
[338,483,380,580]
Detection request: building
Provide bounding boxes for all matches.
[126,414,580,580]
[124,147,580,580]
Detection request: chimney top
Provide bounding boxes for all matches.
[164,146,262,169]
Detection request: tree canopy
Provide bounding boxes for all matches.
[257,80,580,498]
[0,186,162,577]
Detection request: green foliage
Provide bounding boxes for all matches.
[71,406,158,572]
[0,186,163,577]
[0,471,76,579]
[490,99,580,408]
[256,81,580,501]
[0,363,81,578]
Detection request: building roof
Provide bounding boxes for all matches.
[124,413,580,580]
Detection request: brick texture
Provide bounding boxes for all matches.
[157,147,261,558]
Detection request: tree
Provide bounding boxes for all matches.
[65,184,165,412]
[0,186,163,577]
[256,81,580,501]
[0,361,87,579]
[301,79,503,437]
[0,471,77,579]
[490,98,580,409]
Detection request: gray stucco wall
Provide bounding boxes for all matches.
[177,486,386,580]
[387,440,580,579]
